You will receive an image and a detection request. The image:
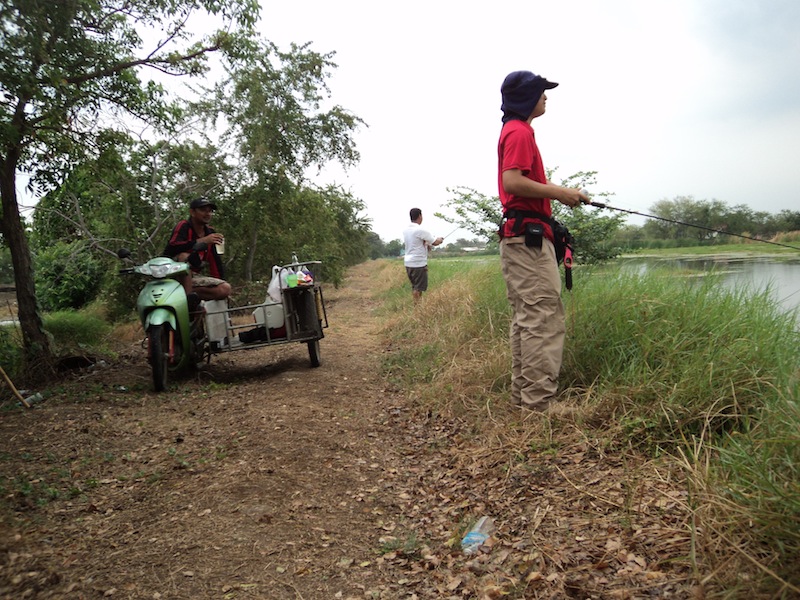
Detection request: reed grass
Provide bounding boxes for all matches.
[378,256,800,594]
[563,269,797,447]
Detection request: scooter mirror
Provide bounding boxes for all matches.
[117,248,132,259]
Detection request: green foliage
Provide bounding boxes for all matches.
[34,241,105,311]
[566,270,795,437]
[384,239,404,257]
[717,385,800,569]
[0,247,13,284]
[216,184,370,285]
[43,307,111,352]
[1,0,258,192]
[552,204,626,264]
[635,196,800,245]
[0,325,23,378]
[0,0,259,366]
[101,264,144,323]
[436,171,625,264]
[192,39,367,282]
[0,306,111,381]
[31,135,236,262]
[383,256,799,584]
[367,234,405,259]
[436,186,502,242]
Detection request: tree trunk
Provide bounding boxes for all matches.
[0,155,56,377]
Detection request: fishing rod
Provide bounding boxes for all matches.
[582,194,800,252]
[441,226,462,241]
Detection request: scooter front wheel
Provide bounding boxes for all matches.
[149,323,171,392]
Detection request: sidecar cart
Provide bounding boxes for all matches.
[202,260,328,367]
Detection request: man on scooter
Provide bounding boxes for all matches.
[163,197,232,304]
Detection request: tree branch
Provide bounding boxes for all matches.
[63,44,221,87]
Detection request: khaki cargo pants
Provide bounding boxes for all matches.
[500,236,566,410]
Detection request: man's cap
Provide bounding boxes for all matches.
[500,70,559,121]
[190,197,217,210]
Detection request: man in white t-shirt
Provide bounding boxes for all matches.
[403,208,443,302]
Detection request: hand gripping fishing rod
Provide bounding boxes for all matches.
[581,193,800,252]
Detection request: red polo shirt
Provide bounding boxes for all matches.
[497,119,554,242]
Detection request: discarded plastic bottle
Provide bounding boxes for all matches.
[461,516,495,555]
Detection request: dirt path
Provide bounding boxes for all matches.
[2,263,705,599]
[1,264,424,599]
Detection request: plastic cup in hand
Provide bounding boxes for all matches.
[217,238,225,255]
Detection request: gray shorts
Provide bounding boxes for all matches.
[405,266,428,292]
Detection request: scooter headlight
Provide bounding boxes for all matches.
[138,257,186,279]
[149,263,174,278]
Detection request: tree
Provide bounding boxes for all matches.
[0,0,257,373]
[195,40,365,281]
[436,171,625,264]
[29,134,235,321]
[384,239,403,258]
[645,196,729,242]
[435,186,502,243]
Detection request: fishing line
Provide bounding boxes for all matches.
[586,200,800,252]
[777,286,800,305]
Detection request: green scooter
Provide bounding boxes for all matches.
[118,244,209,391]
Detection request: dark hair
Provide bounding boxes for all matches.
[409,208,422,221]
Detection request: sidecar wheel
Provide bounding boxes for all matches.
[149,324,170,392]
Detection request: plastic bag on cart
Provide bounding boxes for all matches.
[267,265,281,303]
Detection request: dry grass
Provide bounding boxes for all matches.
[377,257,799,597]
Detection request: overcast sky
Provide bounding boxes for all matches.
[253,0,800,242]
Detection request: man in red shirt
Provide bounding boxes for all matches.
[497,70,588,411]
[163,197,231,302]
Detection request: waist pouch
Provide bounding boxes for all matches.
[502,209,574,266]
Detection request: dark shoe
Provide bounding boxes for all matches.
[239,326,267,344]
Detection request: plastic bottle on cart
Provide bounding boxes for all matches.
[281,266,294,289]
[461,516,495,555]
[286,267,297,288]
[291,253,299,265]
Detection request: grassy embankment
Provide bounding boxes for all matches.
[376,253,799,597]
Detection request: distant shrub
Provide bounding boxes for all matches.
[35,241,104,311]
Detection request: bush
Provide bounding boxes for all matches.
[34,241,105,311]
[43,306,111,353]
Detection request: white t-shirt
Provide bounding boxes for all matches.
[403,222,435,268]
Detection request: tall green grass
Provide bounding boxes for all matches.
[563,268,797,447]
[43,305,112,350]
[380,256,800,591]
[564,267,799,588]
